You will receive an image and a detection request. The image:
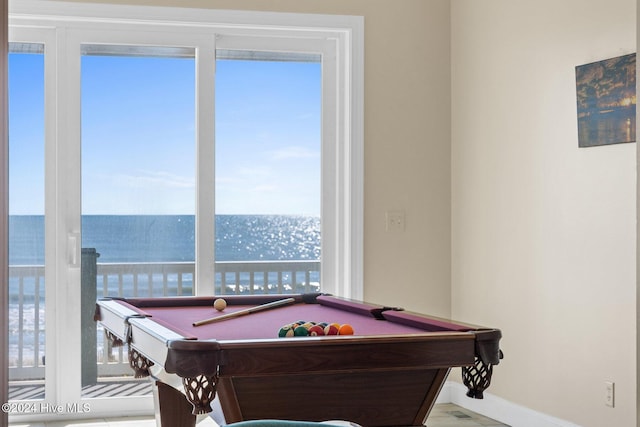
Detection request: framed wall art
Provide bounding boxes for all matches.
[575,53,636,147]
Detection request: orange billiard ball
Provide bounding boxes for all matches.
[338,324,354,335]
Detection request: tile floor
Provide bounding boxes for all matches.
[8,404,510,427]
[426,404,510,426]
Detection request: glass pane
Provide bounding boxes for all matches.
[214,51,321,295]
[80,44,195,396]
[8,43,46,401]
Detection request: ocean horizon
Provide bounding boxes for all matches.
[9,214,321,265]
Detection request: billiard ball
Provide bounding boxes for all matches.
[294,325,309,336]
[213,298,227,311]
[324,324,339,335]
[338,324,354,335]
[308,325,325,336]
[278,325,295,338]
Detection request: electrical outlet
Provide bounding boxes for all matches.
[605,381,615,408]
[386,210,405,232]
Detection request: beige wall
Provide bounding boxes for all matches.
[452,1,636,426]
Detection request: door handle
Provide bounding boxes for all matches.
[68,232,80,267]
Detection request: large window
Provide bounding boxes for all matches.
[215,51,321,293]
[8,1,363,420]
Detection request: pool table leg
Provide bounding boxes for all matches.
[155,381,196,427]
[420,368,451,427]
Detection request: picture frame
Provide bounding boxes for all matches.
[575,53,636,147]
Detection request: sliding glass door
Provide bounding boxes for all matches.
[80,44,196,396]
[7,5,361,418]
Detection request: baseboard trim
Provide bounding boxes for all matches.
[436,382,583,427]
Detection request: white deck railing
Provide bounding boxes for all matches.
[8,265,45,381]
[9,259,321,382]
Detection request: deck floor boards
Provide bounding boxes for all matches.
[9,379,153,401]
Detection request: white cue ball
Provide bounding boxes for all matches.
[213,298,227,311]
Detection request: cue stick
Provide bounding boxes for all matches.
[193,297,296,326]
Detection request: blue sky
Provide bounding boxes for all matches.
[9,51,321,216]
[8,52,45,215]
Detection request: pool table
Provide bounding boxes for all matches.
[95,293,502,427]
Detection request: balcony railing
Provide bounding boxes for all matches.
[9,257,321,383]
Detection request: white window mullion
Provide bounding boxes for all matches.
[43,25,61,406]
[341,29,364,301]
[320,41,340,297]
[323,31,364,300]
[195,37,216,296]
[347,24,365,301]
[52,26,83,406]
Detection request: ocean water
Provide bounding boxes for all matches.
[9,214,321,264]
[8,215,321,371]
[8,215,321,303]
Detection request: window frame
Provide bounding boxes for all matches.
[9,0,363,419]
